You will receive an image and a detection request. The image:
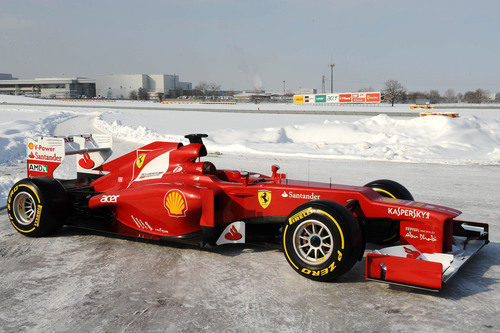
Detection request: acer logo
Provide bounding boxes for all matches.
[224,225,242,241]
[100,195,119,203]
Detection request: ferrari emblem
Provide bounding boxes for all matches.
[136,154,146,168]
[258,190,272,209]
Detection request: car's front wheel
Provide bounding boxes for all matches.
[282,200,363,282]
[363,179,414,245]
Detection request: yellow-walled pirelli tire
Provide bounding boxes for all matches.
[363,179,414,245]
[7,177,69,237]
[282,200,364,282]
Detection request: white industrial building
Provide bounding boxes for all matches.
[0,74,95,98]
[96,74,192,99]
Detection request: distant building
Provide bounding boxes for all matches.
[0,73,17,80]
[233,90,273,103]
[0,75,95,98]
[297,88,317,95]
[96,74,192,100]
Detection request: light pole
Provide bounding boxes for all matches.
[283,80,286,95]
[329,63,335,93]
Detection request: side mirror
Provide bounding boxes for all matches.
[241,171,249,185]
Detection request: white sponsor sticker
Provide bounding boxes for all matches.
[28,164,48,173]
[281,191,320,200]
[388,207,430,219]
[100,195,119,203]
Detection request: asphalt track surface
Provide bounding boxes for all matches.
[0,155,498,332]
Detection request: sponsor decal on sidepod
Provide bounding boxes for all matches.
[258,190,272,209]
[387,207,430,219]
[164,189,188,217]
[28,164,48,173]
[281,191,321,200]
[100,195,119,203]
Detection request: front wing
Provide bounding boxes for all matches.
[366,220,489,291]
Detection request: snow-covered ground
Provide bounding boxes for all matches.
[0,95,499,331]
[0,95,499,204]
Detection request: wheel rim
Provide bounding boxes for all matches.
[13,191,37,226]
[292,219,334,266]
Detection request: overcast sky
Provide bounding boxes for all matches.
[1,0,499,93]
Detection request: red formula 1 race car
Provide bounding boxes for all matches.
[7,134,489,291]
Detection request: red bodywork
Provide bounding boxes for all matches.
[35,137,488,291]
[88,141,459,248]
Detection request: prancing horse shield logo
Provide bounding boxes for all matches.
[258,190,272,209]
[136,154,146,168]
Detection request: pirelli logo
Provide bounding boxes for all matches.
[288,207,314,225]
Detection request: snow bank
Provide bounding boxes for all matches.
[0,108,79,204]
[94,113,500,165]
[1,99,498,205]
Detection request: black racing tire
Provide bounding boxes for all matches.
[7,177,70,237]
[363,179,414,245]
[282,200,364,282]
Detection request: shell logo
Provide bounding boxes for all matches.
[164,189,188,217]
[28,142,34,150]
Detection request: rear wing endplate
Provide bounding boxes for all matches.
[26,134,112,178]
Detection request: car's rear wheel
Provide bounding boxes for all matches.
[7,177,69,237]
[363,179,414,245]
[282,200,363,282]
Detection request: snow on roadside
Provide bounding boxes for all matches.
[94,113,500,165]
[0,108,80,204]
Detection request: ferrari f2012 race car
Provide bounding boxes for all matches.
[7,134,489,291]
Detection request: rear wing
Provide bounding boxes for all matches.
[26,134,112,178]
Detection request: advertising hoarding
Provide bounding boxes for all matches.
[315,95,326,103]
[293,92,381,104]
[366,92,381,103]
[294,95,304,103]
[339,94,352,103]
[352,93,365,103]
[326,94,339,103]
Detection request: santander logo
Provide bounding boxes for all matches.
[224,225,242,241]
[78,152,95,169]
[404,247,420,259]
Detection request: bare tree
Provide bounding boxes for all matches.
[429,90,441,104]
[407,91,428,104]
[444,89,456,103]
[194,81,221,98]
[195,81,209,95]
[129,90,138,100]
[383,80,406,106]
[463,89,488,103]
[207,82,221,96]
[495,93,500,103]
[138,87,149,100]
